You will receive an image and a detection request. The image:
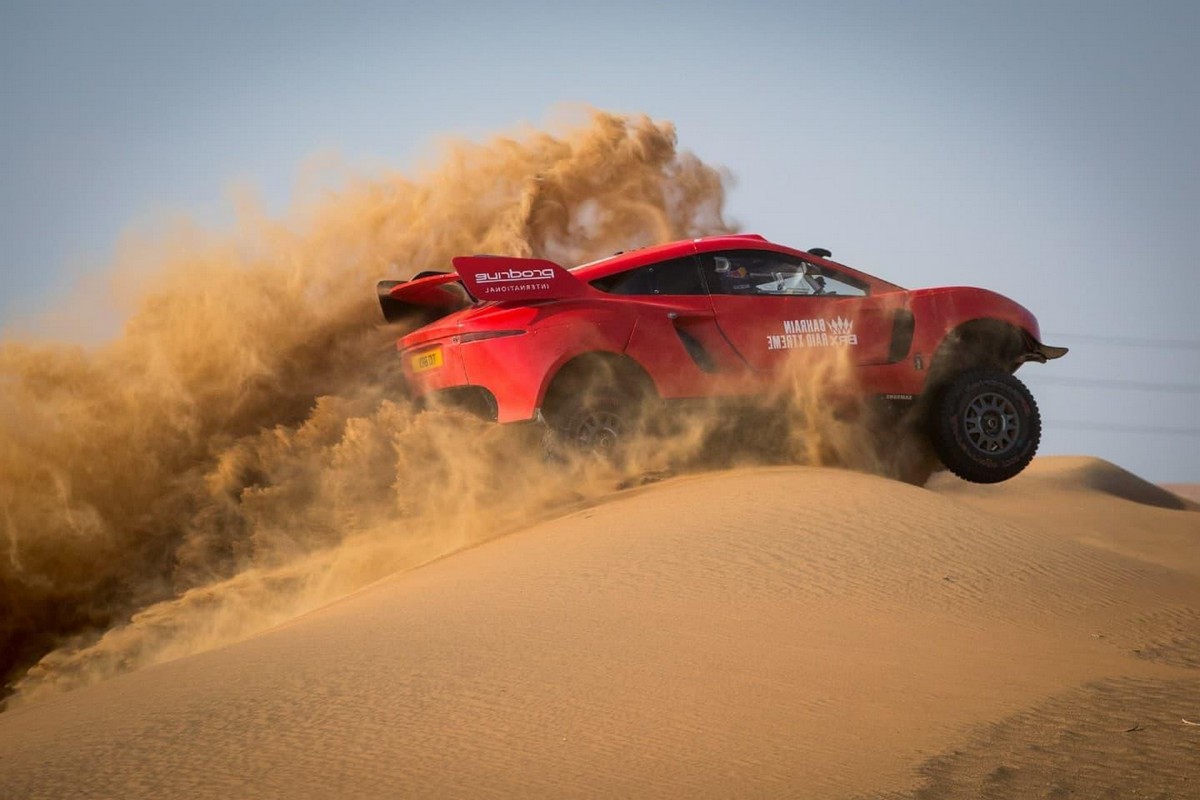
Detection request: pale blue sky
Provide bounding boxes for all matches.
[2,0,1197,480]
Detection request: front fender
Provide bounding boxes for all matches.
[902,287,1066,389]
[909,287,1042,343]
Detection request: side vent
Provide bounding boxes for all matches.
[674,327,717,373]
[887,309,915,363]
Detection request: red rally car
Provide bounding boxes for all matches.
[378,234,1067,483]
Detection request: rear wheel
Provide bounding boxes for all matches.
[540,355,657,463]
[930,368,1040,484]
[543,389,645,462]
[552,392,633,456]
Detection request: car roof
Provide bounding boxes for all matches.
[570,233,902,292]
[571,234,769,280]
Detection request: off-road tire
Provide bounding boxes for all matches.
[542,390,642,463]
[930,369,1040,484]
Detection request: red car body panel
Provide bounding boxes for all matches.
[388,235,1058,423]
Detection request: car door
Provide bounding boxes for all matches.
[592,255,751,397]
[700,248,896,372]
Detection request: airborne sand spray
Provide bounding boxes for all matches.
[0,111,733,703]
[1,111,922,706]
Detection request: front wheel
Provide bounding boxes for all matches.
[929,369,1041,484]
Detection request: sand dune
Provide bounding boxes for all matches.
[931,457,1200,579]
[1,456,1198,798]
[1164,483,1200,505]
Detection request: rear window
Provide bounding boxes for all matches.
[590,256,706,295]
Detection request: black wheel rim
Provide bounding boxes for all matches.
[573,410,622,453]
[962,391,1020,454]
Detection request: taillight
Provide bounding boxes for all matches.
[453,329,526,344]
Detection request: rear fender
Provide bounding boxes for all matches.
[531,322,638,411]
[538,351,657,427]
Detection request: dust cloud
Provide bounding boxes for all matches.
[0,111,915,707]
[617,345,935,482]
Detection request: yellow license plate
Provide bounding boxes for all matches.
[410,347,443,373]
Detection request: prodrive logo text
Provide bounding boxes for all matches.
[477,267,556,284]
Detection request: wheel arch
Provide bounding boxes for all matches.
[925,317,1041,393]
[538,351,657,425]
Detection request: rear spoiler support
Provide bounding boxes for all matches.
[377,273,467,325]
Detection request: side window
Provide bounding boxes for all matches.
[814,268,868,297]
[590,256,706,295]
[700,250,867,297]
[591,265,655,295]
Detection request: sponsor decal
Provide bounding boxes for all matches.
[479,282,551,293]
[476,268,556,284]
[766,316,859,350]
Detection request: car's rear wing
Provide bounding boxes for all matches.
[378,255,592,325]
[453,255,590,302]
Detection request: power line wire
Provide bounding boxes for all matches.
[1030,376,1200,394]
[1048,421,1200,437]
[1044,332,1200,350]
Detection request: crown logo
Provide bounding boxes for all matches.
[828,316,853,336]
